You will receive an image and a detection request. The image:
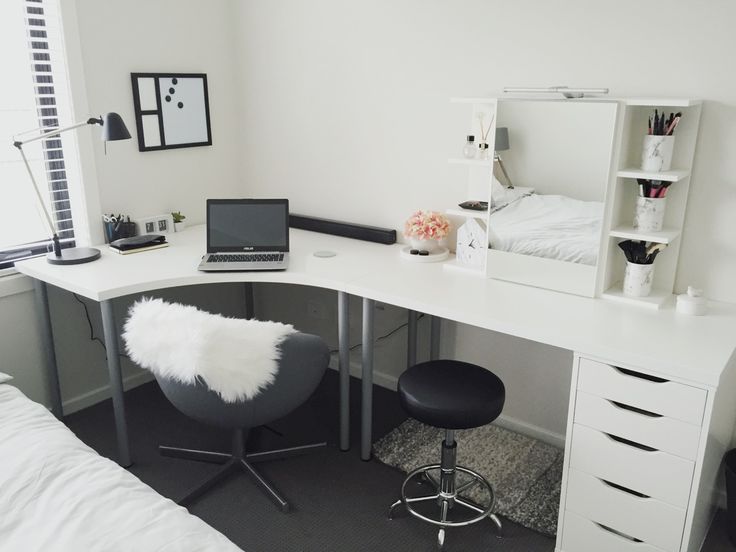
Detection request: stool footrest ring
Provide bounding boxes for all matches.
[400,463,495,528]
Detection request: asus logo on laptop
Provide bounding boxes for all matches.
[243,246,254,251]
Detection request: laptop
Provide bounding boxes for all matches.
[198,198,289,271]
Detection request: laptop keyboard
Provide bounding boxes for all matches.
[208,253,284,263]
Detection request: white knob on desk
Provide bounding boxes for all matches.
[677,286,708,316]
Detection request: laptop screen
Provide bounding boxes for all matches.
[207,199,289,252]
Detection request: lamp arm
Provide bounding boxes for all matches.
[15,144,57,236]
[12,117,100,148]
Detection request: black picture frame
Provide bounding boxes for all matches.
[130,72,212,152]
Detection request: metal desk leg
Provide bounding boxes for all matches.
[32,279,63,419]
[361,298,375,461]
[430,315,441,360]
[338,291,350,451]
[100,300,132,467]
[407,310,418,369]
[244,282,255,319]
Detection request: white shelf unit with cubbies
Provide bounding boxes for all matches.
[601,99,702,309]
[444,97,498,276]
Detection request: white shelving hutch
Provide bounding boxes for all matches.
[444,97,498,276]
[446,95,701,308]
[601,98,702,308]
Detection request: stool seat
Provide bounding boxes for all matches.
[398,360,505,430]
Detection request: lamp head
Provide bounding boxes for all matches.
[494,127,510,152]
[89,112,132,142]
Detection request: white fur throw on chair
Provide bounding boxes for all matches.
[122,298,295,402]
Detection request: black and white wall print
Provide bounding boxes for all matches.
[130,73,212,151]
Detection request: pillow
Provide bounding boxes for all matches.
[490,176,535,212]
[0,372,13,384]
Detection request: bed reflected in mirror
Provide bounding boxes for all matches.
[486,99,618,296]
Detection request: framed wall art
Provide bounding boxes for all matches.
[130,72,212,152]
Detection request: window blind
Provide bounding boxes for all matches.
[0,0,77,268]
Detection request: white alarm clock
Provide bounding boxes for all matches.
[456,218,486,267]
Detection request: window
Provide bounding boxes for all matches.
[0,0,77,269]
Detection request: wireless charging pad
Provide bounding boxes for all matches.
[314,250,337,258]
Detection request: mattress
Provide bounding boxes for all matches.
[0,383,242,552]
[488,193,603,265]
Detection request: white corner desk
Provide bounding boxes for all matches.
[16,225,736,552]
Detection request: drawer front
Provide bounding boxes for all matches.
[566,468,686,552]
[561,510,666,552]
[569,424,694,507]
[574,391,702,460]
[577,357,707,425]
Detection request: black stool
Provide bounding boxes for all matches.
[388,360,506,550]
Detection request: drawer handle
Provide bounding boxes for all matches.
[595,522,644,543]
[600,478,651,499]
[608,400,663,418]
[614,366,669,383]
[606,432,658,452]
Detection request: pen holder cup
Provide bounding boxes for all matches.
[623,261,655,297]
[641,135,675,172]
[633,196,666,232]
[103,221,137,243]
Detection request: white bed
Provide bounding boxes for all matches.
[488,189,603,266]
[0,383,242,552]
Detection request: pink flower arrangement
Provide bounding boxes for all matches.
[403,210,451,241]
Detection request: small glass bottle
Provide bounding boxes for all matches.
[477,141,490,160]
[462,135,476,158]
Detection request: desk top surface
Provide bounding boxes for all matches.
[16,225,736,387]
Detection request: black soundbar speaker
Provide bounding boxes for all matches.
[290,214,397,245]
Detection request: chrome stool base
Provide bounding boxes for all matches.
[387,430,503,550]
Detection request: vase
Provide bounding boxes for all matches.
[174,221,186,232]
[409,238,439,252]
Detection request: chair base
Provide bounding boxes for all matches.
[160,430,326,512]
[387,430,503,550]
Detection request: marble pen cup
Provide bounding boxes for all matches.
[641,135,675,173]
[633,196,666,232]
[623,261,655,297]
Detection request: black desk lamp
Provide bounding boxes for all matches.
[13,113,131,265]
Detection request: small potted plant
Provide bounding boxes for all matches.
[403,210,451,253]
[171,211,186,232]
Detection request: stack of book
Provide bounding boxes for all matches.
[109,234,169,255]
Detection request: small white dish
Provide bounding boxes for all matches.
[399,246,450,263]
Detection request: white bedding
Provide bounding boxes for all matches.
[0,384,242,552]
[488,193,603,265]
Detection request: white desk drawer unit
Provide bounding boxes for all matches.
[560,356,710,552]
[569,424,695,507]
[577,357,707,425]
[574,391,701,460]
[565,468,687,552]
[561,510,668,552]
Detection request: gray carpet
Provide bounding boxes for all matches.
[65,372,556,551]
[374,419,563,537]
[63,372,730,551]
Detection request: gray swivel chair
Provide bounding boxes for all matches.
[134,329,329,513]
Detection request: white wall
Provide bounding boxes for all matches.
[68,0,242,227]
[0,282,51,406]
[232,0,736,302]
[231,0,736,445]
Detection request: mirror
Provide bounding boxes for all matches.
[488,100,617,267]
[477,99,619,297]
